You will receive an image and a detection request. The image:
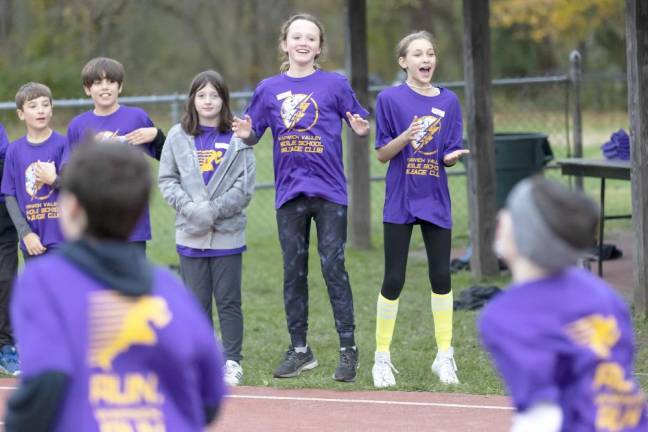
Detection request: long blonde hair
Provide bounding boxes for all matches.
[278,13,326,73]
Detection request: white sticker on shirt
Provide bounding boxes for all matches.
[276,91,293,101]
[431,107,445,118]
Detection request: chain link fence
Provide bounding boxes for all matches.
[0,64,629,265]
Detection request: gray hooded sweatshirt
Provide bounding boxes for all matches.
[158,124,256,251]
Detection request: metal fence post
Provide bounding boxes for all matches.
[170,92,181,125]
[570,50,584,191]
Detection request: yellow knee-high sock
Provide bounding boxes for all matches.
[375,294,399,353]
[431,291,453,352]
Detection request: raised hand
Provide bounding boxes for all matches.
[404,115,423,144]
[34,161,57,185]
[232,115,252,139]
[443,149,470,166]
[125,127,158,145]
[346,112,370,137]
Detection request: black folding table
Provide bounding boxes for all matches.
[557,158,631,276]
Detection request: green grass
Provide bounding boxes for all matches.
[216,226,648,394]
[236,231,510,393]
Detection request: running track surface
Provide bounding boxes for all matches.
[0,379,513,431]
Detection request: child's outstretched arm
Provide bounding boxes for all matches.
[346,112,370,136]
[442,149,470,167]
[124,127,158,146]
[125,127,166,160]
[232,115,259,146]
[22,233,46,256]
[376,116,422,163]
[34,161,58,186]
[4,196,45,255]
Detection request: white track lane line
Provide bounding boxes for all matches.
[0,384,511,411]
[228,394,513,411]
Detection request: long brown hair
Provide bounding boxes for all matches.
[278,13,326,73]
[181,70,233,136]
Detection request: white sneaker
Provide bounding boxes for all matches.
[372,351,399,388]
[431,347,459,385]
[224,360,243,386]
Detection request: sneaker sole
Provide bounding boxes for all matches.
[332,364,359,383]
[431,364,460,385]
[372,371,396,388]
[273,359,319,378]
[332,373,356,383]
[224,376,242,386]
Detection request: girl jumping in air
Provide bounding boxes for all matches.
[372,31,469,388]
[232,13,369,382]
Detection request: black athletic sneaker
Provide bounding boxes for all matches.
[333,346,358,382]
[273,346,318,378]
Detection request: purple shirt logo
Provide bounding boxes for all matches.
[194,128,232,185]
[95,130,128,144]
[24,162,55,200]
[565,314,620,358]
[411,115,443,156]
[88,292,172,371]
[88,292,173,428]
[197,143,228,176]
[279,92,319,132]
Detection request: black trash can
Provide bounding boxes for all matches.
[493,133,553,208]
[453,133,553,272]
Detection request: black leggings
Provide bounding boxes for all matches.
[381,220,451,301]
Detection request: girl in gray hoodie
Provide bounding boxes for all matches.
[159,70,255,386]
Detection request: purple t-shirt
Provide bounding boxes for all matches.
[245,70,369,208]
[1,132,65,250]
[11,254,227,432]
[176,245,246,258]
[479,268,648,432]
[0,123,8,160]
[375,85,463,228]
[0,123,9,203]
[66,105,156,242]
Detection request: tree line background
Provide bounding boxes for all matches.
[0,0,625,101]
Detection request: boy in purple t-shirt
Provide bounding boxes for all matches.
[65,57,166,249]
[5,141,226,432]
[0,123,19,376]
[1,83,65,263]
[479,177,647,432]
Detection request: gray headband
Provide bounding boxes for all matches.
[507,179,582,272]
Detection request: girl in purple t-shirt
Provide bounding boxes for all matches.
[372,31,469,388]
[158,70,255,387]
[232,13,369,382]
